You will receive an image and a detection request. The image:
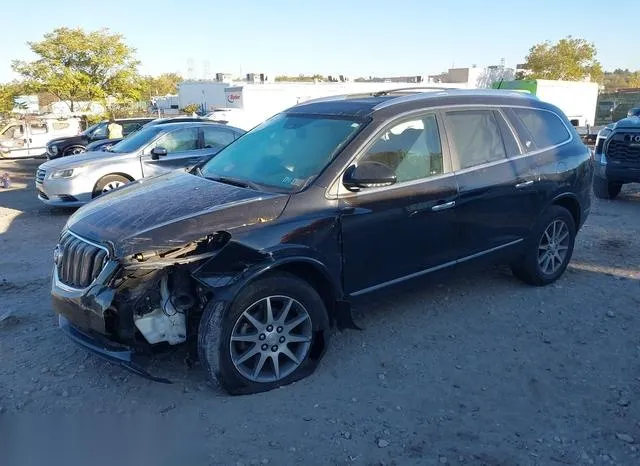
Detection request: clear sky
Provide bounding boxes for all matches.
[1,0,637,82]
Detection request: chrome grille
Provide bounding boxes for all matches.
[55,232,108,289]
[607,133,640,162]
[36,169,46,184]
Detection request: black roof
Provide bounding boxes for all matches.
[141,120,246,133]
[286,89,547,119]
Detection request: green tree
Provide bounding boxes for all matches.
[181,103,200,114]
[12,27,141,111]
[137,73,183,100]
[520,36,603,82]
[0,81,31,115]
[602,69,640,90]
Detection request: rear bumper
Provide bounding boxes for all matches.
[59,315,171,383]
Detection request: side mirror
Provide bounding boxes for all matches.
[342,161,397,192]
[150,147,168,160]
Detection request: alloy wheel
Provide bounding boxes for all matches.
[537,219,570,275]
[229,295,312,383]
[101,180,125,193]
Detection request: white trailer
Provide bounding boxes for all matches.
[178,81,230,112]
[180,81,468,130]
[494,79,600,127]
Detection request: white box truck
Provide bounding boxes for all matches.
[194,81,467,130]
[493,79,600,143]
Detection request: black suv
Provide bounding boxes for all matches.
[50,89,593,395]
[46,117,154,158]
[593,117,640,199]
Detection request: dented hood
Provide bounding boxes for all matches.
[66,170,289,257]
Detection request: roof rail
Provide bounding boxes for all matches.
[371,86,458,97]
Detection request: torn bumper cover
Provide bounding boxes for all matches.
[58,315,171,384]
[51,259,173,384]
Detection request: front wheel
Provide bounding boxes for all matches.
[92,174,130,198]
[593,176,622,200]
[198,272,330,395]
[511,205,576,286]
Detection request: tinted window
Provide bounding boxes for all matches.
[494,111,521,156]
[203,127,235,150]
[446,110,507,169]
[151,127,199,152]
[201,113,362,192]
[92,124,108,139]
[109,125,166,153]
[360,114,445,183]
[121,122,143,135]
[512,108,570,150]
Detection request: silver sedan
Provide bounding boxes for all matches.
[35,121,245,207]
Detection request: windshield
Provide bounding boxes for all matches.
[200,113,363,191]
[108,125,166,153]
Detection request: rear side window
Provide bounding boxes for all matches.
[52,121,70,131]
[122,122,143,135]
[445,110,507,169]
[511,108,571,150]
[202,126,235,150]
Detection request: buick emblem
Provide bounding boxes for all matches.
[53,246,63,266]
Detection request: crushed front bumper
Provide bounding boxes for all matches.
[58,315,172,384]
[51,259,173,384]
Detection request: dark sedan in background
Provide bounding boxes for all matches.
[46,117,155,159]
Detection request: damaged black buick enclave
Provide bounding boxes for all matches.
[51,89,593,395]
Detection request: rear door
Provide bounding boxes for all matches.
[27,121,50,156]
[443,107,542,259]
[140,126,201,177]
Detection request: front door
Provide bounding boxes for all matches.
[442,108,542,259]
[339,113,459,296]
[140,126,202,177]
[0,124,30,158]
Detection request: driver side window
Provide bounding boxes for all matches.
[359,114,444,183]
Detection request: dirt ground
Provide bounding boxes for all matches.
[1,157,639,466]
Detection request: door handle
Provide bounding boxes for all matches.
[515,180,534,189]
[431,201,456,212]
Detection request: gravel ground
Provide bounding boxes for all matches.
[1,158,639,466]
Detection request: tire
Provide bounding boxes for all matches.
[198,272,330,395]
[92,174,130,198]
[511,205,576,286]
[63,145,87,156]
[593,176,622,200]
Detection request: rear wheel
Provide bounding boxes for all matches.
[198,272,330,395]
[593,176,622,200]
[92,174,130,198]
[511,205,576,286]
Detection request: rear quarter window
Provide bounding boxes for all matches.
[511,108,571,151]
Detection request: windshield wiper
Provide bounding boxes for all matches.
[206,175,261,191]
